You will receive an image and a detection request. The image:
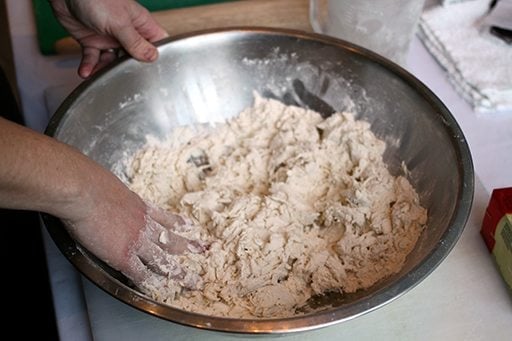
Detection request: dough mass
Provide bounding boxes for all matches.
[126,96,427,318]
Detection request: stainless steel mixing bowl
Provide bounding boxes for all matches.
[43,28,474,334]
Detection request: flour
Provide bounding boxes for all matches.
[125,95,427,318]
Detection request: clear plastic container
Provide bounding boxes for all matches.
[310,0,425,66]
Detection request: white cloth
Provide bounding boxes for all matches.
[418,0,512,113]
[442,0,475,5]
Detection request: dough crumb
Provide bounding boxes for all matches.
[127,96,427,318]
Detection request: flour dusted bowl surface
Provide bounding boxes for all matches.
[43,28,473,334]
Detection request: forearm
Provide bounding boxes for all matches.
[0,119,204,285]
[0,118,153,272]
[0,117,114,219]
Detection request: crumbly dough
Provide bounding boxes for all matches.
[126,96,427,318]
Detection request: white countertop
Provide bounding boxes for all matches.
[7,1,511,340]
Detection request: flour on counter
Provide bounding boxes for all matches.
[126,96,427,318]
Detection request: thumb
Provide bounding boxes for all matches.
[113,25,159,62]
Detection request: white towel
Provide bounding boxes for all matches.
[442,0,475,5]
[418,0,512,113]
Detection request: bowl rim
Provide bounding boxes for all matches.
[43,26,474,334]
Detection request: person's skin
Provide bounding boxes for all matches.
[49,0,169,78]
[0,0,203,288]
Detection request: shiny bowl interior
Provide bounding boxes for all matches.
[43,28,474,334]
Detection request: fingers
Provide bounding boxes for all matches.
[185,239,209,254]
[111,25,159,63]
[137,240,183,278]
[76,12,169,78]
[78,47,118,78]
[156,228,191,254]
[157,228,209,255]
[134,238,203,290]
[78,47,100,78]
[146,205,208,254]
[51,0,168,77]
[122,204,206,291]
[132,18,169,46]
[109,3,169,64]
[145,214,203,255]
[91,49,118,75]
[147,204,186,229]
[120,4,168,61]
[125,254,155,284]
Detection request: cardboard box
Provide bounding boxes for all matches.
[481,187,512,291]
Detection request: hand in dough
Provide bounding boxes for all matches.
[0,117,203,290]
[53,150,206,290]
[127,204,207,289]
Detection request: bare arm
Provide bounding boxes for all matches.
[0,117,135,218]
[0,118,203,286]
[0,116,143,264]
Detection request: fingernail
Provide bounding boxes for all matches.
[144,47,158,62]
[158,231,168,244]
[78,65,92,79]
